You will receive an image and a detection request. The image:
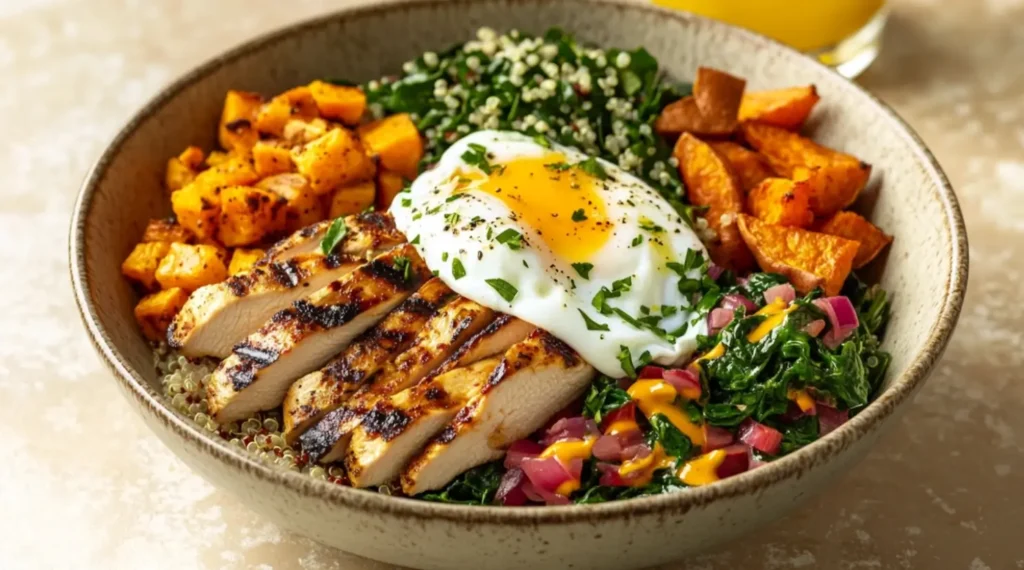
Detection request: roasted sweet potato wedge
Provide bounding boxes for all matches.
[655,67,745,138]
[708,141,776,193]
[739,86,820,130]
[815,211,893,268]
[741,123,871,217]
[675,133,754,271]
[747,178,814,228]
[737,214,858,296]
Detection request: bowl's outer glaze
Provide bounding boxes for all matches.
[71,1,967,569]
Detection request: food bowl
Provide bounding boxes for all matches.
[69,1,967,568]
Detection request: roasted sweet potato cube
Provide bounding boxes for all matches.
[218,90,263,152]
[178,146,205,170]
[741,123,871,217]
[816,211,892,268]
[674,133,754,271]
[134,287,190,342]
[358,114,423,179]
[282,117,331,147]
[739,86,820,130]
[257,173,325,232]
[254,87,319,137]
[155,243,228,291]
[709,141,776,193]
[293,128,375,195]
[737,214,858,296]
[252,141,294,177]
[121,241,171,290]
[329,181,376,218]
[216,186,288,247]
[375,169,406,210]
[193,155,259,191]
[308,80,366,126]
[142,218,193,244]
[747,178,814,228]
[171,183,220,241]
[655,97,726,138]
[165,157,197,192]
[228,248,267,275]
[205,151,230,167]
[692,67,745,133]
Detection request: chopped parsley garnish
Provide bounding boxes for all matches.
[392,256,413,282]
[411,234,421,245]
[441,252,449,262]
[486,278,518,302]
[446,194,466,203]
[495,228,524,250]
[400,197,412,207]
[319,217,348,255]
[571,262,594,279]
[533,135,552,148]
[461,143,493,174]
[576,157,609,180]
[444,212,461,225]
[571,209,587,222]
[545,161,571,172]
[616,345,651,379]
[639,219,664,233]
[579,309,610,331]
[631,235,643,247]
[451,258,466,279]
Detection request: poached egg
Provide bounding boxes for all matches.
[390,130,708,377]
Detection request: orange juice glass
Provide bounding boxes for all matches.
[653,0,888,78]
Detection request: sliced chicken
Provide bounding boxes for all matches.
[345,357,501,488]
[429,315,534,378]
[260,211,402,263]
[400,330,595,495]
[298,297,498,463]
[169,213,405,358]
[206,245,430,424]
[281,278,456,444]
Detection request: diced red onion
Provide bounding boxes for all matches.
[522,481,570,505]
[702,424,734,452]
[707,263,724,281]
[738,419,784,455]
[593,430,645,462]
[621,441,652,462]
[540,399,584,432]
[567,458,584,481]
[803,319,826,337]
[638,365,665,379]
[663,368,701,399]
[716,444,751,478]
[504,439,545,470]
[540,416,599,446]
[763,283,796,305]
[814,296,859,349]
[818,404,849,436]
[521,456,574,495]
[596,462,628,487]
[721,293,758,314]
[779,402,806,423]
[600,402,637,433]
[592,434,624,462]
[708,307,734,334]
[496,467,528,506]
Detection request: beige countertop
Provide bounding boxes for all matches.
[1,0,1021,568]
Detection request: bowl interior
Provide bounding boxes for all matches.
[73,0,964,502]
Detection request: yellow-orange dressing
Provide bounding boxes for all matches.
[539,437,597,496]
[678,449,726,486]
[618,443,677,487]
[455,152,611,263]
[627,380,705,445]
[788,388,816,413]
[605,418,641,436]
[695,298,796,366]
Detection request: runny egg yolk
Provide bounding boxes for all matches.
[455,152,611,263]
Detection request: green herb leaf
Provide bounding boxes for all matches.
[419,461,504,504]
[620,70,643,96]
[631,235,643,247]
[320,217,348,256]
[451,258,466,280]
[618,345,637,378]
[411,234,421,245]
[486,278,518,302]
[571,209,587,222]
[495,228,523,250]
[575,157,609,180]
[392,256,413,282]
[461,143,493,174]
[646,414,693,459]
[571,262,594,279]
[581,375,631,424]
[579,309,610,332]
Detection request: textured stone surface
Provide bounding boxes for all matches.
[0,0,1020,568]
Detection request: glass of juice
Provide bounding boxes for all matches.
[653,0,888,78]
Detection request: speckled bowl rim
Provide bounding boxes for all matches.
[70,0,967,525]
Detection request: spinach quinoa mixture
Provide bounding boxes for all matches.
[154,27,892,505]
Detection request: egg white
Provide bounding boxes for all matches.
[390,130,708,377]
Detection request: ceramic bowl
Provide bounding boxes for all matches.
[69,1,968,568]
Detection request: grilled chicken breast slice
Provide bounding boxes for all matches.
[345,357,501,488]
[400,330,595,495]
[281,278,456,444]
[298,297,498,464]
[429,315,534,378]
[206,245,430,424]
[261,211,402,263]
